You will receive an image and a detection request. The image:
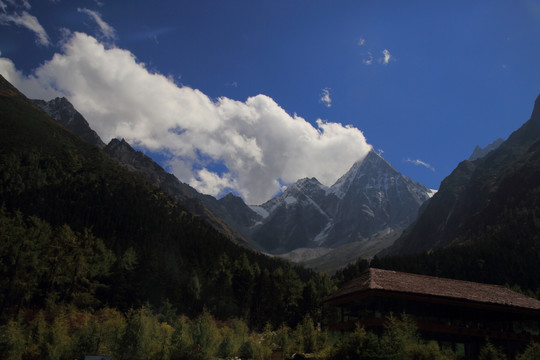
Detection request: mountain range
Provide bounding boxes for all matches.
[28,77,540,281]
[5,72,540,295]
[32,95,434,269]
[248,150,433,254]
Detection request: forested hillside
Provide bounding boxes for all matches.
[0,75,334,332]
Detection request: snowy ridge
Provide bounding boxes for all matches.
[327,160,364,199]
[261,177,327,215]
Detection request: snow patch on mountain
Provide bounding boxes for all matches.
[284,196,297,205]
[327,161,364,199]
[313,221,332,243]
[250,205,269,219]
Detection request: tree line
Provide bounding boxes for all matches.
[3,305,540,360]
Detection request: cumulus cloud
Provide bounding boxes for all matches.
[78,8,116,40]
[381,49,392,65]
[1,32,372,204]
[406,158,435,172]
[357,37,366,46]
[0,10,49,46]
[0,57,60,99]
[320,88,332,108]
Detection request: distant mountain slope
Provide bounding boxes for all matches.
[102,138,253,249]
[384,94,540,256]
[32,97,253,249]
[279,229,400,274]
[251,150,433,254]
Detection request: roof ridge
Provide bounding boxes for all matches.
[370,267,504,289]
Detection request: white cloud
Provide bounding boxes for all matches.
[406,158,435,172]
[381,49,392,65]
[0,11,49,46]
[1,32,372,204]
[357,37,366,46]
[363,52,374,66]
[78,8,116,40]
[188,168,239,197]
[320,88,332,108]
[0,57,60,99]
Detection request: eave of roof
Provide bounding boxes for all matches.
[325,268,540,311]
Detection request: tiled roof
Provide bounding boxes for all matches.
[326,268,540,311]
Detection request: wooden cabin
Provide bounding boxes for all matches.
[324,268,540,358]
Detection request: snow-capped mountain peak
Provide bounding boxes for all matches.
[249,149,433,253]
[328,150,395,199]
[261,177,327,213]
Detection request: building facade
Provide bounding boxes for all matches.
[324,268,540,358]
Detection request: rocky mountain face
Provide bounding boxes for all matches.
[33,97,253,249]
[384,94,540,256]
[33,98,105,149]
[250,177,334,253]
[324,150,433,247]
[249,150,433,254]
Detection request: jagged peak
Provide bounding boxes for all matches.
[284,177,326,196]
[107,138,130,147]
[468,138,504,161]
[218,192,251,208]
[31,95,106,149]
[259,176,326,213]
[36,96,76,114]
[50,96,71,104]
[297,176,319,183]
[293,177,324,187]
[219,192,245,203]
[502,93,540,150]
[328,149,397,197]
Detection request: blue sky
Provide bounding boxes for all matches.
[1,0,540,204]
